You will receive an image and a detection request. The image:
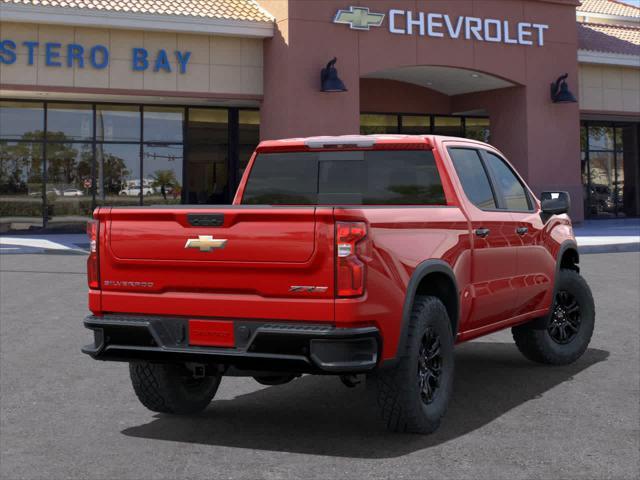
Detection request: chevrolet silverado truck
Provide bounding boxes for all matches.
[82,135,594,434]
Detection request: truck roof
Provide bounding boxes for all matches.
[256,134,489,152]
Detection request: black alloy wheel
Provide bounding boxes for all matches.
[548,290,581,344]
[418,327,443,405]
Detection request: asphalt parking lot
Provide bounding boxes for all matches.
[1,252,638,480]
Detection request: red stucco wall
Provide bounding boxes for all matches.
[258,0,583,219]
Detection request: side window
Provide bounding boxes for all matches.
[483,152,532,211]
[448,148,497,209]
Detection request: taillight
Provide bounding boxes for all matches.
[336,222,367,297]
[87,219,100,290]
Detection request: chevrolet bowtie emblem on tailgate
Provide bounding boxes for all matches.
[334,6,385,31]
[184,235,227,252]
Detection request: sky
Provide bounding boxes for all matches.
[617,0,640,7]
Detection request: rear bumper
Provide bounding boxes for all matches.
[82,315,380,374]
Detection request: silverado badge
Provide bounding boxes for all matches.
[185,235,227,252]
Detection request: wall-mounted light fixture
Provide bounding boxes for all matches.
[550,73,577,104]
[321,57,347,92]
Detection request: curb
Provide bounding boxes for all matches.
[43,248,88,255]
[579,243,640,254]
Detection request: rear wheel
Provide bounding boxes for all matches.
[368,296,454,434]
[512,269,595,365]
[129,362,221,414]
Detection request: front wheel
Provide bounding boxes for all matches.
[512,269,595,365]
[129,362,221,414]
[367,295,454,434]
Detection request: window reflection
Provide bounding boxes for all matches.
[186,108,228,204]
[465,118,491,143]
[47,103,93,141]
[588,151,616,217]
[588,126,614,151]
[434,116,463,137]
[401,115,430,135]
[96,143,141,206]
[0,101,44,140]
[0,141,44,230]
[47,143,94,227]
[0,101,264,230]
[238,110,260,185]
[143,144,183,204]
[97,105,140,142]
[143,107,183,143]
[360,114,399,134]
[582,122,639,218]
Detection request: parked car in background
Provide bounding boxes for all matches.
[62,188,85,197]
[83,135,594,434]
[30,188,61,197]
[119,180,155,196]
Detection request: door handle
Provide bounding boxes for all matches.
[475,228,491,238]
[516,227,529,236]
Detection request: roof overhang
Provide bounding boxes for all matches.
[577,11,638,22]
[578,49,640,67]
[0,3,275,38]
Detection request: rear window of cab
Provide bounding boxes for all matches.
[241,150,447,205]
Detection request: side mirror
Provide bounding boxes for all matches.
[541,191,571,216]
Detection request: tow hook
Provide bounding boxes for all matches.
[340,374,362,388]
[186,363,206,379]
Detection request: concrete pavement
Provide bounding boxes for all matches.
[0,252,638,479]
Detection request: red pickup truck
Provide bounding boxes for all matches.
[82,135,594,434]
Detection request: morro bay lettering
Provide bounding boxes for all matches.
[0,40,192,73]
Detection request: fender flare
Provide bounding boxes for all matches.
[381,259,460,368]
[556,239,580,275]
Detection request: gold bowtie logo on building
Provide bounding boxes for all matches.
[184,235,227,252]
[334,6,385,31]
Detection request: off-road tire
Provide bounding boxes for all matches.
[512,269,595,365]
[129,362,221,414]
[368,295,454,434]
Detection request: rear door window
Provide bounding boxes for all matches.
[482,151,532,211]
[242,150,446,205]
[448,148,497,209]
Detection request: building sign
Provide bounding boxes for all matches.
[0,39,192,73]
[334,6,550,46]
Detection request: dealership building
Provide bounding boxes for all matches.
[0,0,638,232]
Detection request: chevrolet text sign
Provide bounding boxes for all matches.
[334,6,550,46]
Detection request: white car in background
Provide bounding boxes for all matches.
[119,186,154,196]
[30,188,61,197]
[62,188,85,197]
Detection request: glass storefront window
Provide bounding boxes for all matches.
[186,108,229,204]
[587,151,616,217]
[465,118,491,143]
[360,114,399,134]
[143,144,183,205]
[0,141,44,230]
[401,115,430,135]
[47,103,93,141]
[0,101,44,140]
[46,143,94,227]
[238,110,260,182]
[96,143,141,206]
[96,105,141,142]
[143,107,183,143]
[582,121,639,218]
[0,100,262,230]
[434,116,463,137]
[588,126,614,151]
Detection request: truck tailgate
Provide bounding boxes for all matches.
[97,207,335,322]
